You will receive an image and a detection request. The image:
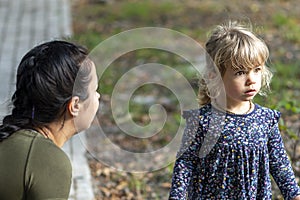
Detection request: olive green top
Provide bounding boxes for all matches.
[0,129,72,200]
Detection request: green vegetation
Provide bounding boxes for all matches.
[272,13,300,43]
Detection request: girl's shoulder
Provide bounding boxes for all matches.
[182,104,281,127]
[254,104,280,118]
[182,103,211,117]
[253,104,281,126]
[182,104,212,126]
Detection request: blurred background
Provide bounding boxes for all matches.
[69,0,300,199]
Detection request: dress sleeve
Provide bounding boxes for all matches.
[169,110,202,200]
[25,137,72,200]
[268,111,300,200]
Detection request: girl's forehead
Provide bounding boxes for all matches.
[226,57,264,71]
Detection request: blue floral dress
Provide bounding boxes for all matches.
[169,103,300,200]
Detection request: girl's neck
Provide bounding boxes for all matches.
[214,99,253,115]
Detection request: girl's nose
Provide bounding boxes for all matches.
[246,71,257,86]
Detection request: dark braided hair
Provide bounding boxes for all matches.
[0,40,92,141]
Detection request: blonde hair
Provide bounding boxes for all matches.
[198,21,273,105]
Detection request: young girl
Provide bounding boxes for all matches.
[0,41,100,199]
[169,21,300,200]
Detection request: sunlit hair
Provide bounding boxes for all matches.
[198,21,273,105]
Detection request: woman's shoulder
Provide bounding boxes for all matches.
[16,129,71,166]
[19,130,72,198]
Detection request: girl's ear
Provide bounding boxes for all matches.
[68,96,80,117]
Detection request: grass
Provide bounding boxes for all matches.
[272,13,300,43]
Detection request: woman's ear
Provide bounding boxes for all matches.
[68,96,80,117]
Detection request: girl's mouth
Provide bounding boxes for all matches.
[245,89,257,96]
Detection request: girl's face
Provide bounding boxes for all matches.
[222,65,262,106]
[75,62,100,132]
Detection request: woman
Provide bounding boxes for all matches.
[0,40,100,199]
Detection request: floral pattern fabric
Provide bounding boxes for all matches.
[169,103,300,200]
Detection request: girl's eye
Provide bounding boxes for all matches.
[254,67,262,73]
[235,71,246,76]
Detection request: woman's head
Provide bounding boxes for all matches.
[199,21,273,105]
[0,40,97,140]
